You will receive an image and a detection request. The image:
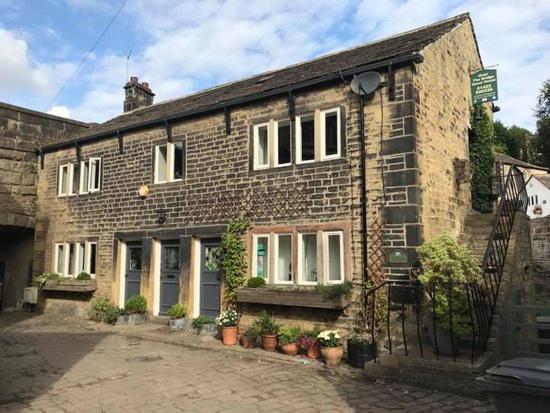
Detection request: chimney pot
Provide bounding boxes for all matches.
[130,76,138,83]
[123,77,154,113]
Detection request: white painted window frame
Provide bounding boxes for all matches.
[154,143,184,183]
[274,120,292,167]
[154,144,168,184]
[88,158,101,193]
[295,114,315,164]
[274,233,293,285]
[54,243,66,274]
[75,242,85,275]
[251,234,270,282]
[58,164,71,197]
[85,241,97,277]
[320,107,341,161]
[297,232,319,286]
[253,123,270,170]
[170,141,184,182]
[323,231,344,285]
[79,160,90,194]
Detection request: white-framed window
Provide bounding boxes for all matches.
[253,123,270,170]
[85,242,97,277]
[298,233,318,285]
[252,234,269,280]
[154,142,185,183]
[296,114,315,164]
[54,241,97,277]
[274,120,292,167]
[78,158,101,194]
[55,243,66,274]
[274,234,293,284]
[320,107,341,160]
[323,231,344,284]
[58,164,71,196]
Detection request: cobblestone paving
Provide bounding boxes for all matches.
[0,316,494,412]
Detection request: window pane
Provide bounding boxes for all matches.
[327,234,342,281]
[77,243,85,273]
[302,234,317,283]
[68,243,75,276]
[72,164,79,194]
[157,145,167,182]
[277,121,291,165]
[277,235,292,282]
[89,243,97,275]
[325,111,338,156]
[255,236,269,279]
[173,142,184,180]
[300,116,315,161]
[257,125,268,166]
[60,166,68,194]
[81,161,89,193]
[56,244,65,274]
[164,246,179,271]
[129,247,142,271]
[90,159,101,190]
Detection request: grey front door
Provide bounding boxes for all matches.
[125,243,142,300]
[200,239,221,318]
[160,242,180,315]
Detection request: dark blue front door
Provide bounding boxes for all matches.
[160,242,180,315]
[200,239,221,318]
[125,244,142,300]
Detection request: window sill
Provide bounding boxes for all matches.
[236,286,349,309]
[43,279,97,292]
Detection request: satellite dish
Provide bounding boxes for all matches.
[350,72,381,95]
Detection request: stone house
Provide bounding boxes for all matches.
[32,13,481,330]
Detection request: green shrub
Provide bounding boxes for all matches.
[252,311,279,336]
[100,305,121,325]
[278,325,301,345]
[315,281,352,299]
[470,106,495,213]
[192,315,215,332]
[89,297,114,322]
[124,295,147,314]
[220,217,250,305]
[418,234,481,336]
[167,303,187,319]
[244,325,259,339]
[32,272,60,288]
[247,277,266,288]
[76,272,91,280]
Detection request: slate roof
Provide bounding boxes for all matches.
[533,175,550,189]
[45,13,472,148]
[495,153,549,172]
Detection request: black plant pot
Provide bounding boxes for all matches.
[347,340,376,369]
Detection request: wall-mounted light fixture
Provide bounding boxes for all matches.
[156,209,167,225]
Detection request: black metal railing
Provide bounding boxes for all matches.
[365,166,527,364]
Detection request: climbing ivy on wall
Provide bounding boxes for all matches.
[470,106,495,213]
[220,216,250,306]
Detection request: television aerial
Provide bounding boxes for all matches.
[350,72,381,95]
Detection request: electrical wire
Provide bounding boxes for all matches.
[44,0,129,111]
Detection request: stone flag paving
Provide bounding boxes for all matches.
[0,315,494,412]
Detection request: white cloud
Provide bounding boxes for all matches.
[47,105,71,118]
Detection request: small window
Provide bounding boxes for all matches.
[89,158,101,192]
[155,142,185,183]
[275,120,291,166]
[172,141,184,181]
[58,164,70,196]
[321,108,341,159]
[71,163,79,195]
[76,242,85,274]
[324,231,344,284]
[297,114,315,163]
[155,144,168,183]
[55,243,65,274]
[254,124,269,169]
[80,160,90,194]
[253,235,269,280]
[86,242,97,277]
[299,233,317,284]
[67,243,75,277]
[275,234,292,283]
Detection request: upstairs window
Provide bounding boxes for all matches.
[58,164,70,196]
[154,142,185,183]
[321,108,341,160]
[296,114,315,163]
[275,120,291,166]
[79,158,101,194]
[253,124,269,170]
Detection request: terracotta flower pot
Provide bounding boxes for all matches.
[241,335,255,349]
[262,334,278,352]
[321,345,344,367]
[280,343,299,356]
[222,326,238,346]
[307,340,321,359]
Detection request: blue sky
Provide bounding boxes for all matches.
[0,0,548,131]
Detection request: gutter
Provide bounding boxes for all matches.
[41,52,424,153]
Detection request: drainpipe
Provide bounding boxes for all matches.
[358,94,369,306]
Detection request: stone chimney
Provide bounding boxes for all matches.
[123,76,155,113]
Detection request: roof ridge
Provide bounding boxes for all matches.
[122,13,470,118]
[0,101,89,126]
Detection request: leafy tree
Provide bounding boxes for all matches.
[536,79,550,167]
[470,106,495,213]
[493,121,533,161]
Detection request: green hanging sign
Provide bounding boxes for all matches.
[471,69,498,105]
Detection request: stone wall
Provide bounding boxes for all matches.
[529,216,550,303]
[414,20,481,242]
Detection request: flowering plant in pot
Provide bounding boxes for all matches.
[215,308,240,346]
[347,334,376,369]
[317,330,343,367]
[298,330,321,359]
[278,326,301,356]
[252,311,279,352]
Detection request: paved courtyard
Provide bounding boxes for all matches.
[0,314,493,412]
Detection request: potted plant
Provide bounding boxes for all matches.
[76,271,91,280]
[318,330,343,367]
[241,326,258,349]
[247,277,266,288]
[418,234,482,356]
[252,311,279,352]
[298,330,321,359]
[118,295,147,325]
[215,308,240,345]
[192,315,217,335]
[168,303,188,330]
[278,325,301,356]
[347,334,376,369]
